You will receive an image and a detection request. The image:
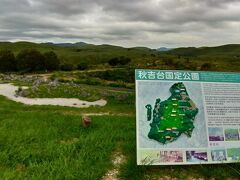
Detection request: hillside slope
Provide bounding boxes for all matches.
[167,44,240,57]
[0,41,156,65]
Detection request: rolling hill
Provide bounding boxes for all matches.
[166,44,240,58]
[0,41,157,66]
[0,41,240,72]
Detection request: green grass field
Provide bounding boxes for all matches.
[0,94,240,179]
[0,95,135,179]
[1,42,240,179]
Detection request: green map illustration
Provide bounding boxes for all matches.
[145,82,198,144]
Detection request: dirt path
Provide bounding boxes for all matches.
[102,149,126,180]
[0,83,107,108]
[74,68,124,73]
[81,112,134,116]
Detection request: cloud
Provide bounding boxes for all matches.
[0,0,240,48]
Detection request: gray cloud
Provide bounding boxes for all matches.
[0,0,240,48]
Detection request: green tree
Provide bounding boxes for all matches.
[17,49,45,72]
[0,50,17,72]
[108,56,131,66]
[77,62,88,70]
[43,51,60,71]
[162,57,174,66]
[60,63,74,71]
[200,62,212,70]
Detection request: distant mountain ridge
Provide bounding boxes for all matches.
[156,47,173,52]
[43,42,88,47]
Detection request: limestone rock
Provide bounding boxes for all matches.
[82,115,91,127]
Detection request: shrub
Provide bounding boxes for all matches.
[201,63,212,70]
[77,62,88,70]
[162,57,174,66]
[43,51,60,71]
[0,50,17,72]
[108,56,131,66]
[17,49,45,72]
[60,63,74,71]
[89,69,135,83]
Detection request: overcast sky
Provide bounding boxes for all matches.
[0,0,240,48]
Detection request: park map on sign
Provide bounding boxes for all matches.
[145,82,199,144]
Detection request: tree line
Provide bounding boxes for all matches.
[0,49,60,72]
[0,49,132,73]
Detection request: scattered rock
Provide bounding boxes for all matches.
[16,164,25,172]
[31,85,39,93]
[48,79,59,87]
[20,89,30,97]
[82,115,91,127]
[33,79,43,86]
[15,87,31,97]
[0,74,40,83]
[80,90,89,97]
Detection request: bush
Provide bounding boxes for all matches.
[89,69,135,83]
[108,56,131,66]
[17,49,45,72]
[0,50,17,72]
[201,62,212,70]
[162,57,174,66]
[77,62,88,70]
[60,63,74,71]
[74,78,101,85]
[43,51,60,71]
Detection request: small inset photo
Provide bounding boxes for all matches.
[211,149,227,161]
[159,151,183,163]
[227,148,240,161]
[224,128,239,141]
[208,127,224,141]
[186,150,208,162]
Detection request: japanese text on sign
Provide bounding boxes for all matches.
[137,70,200,81]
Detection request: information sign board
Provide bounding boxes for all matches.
[136,69,240,165]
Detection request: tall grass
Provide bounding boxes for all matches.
[0,96,135,179]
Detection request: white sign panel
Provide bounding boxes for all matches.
[136,69,240,165]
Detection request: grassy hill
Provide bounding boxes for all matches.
[159,44,240,72]
[1,41,240,72]
[0,41,157,66]
[167,44,240,58]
